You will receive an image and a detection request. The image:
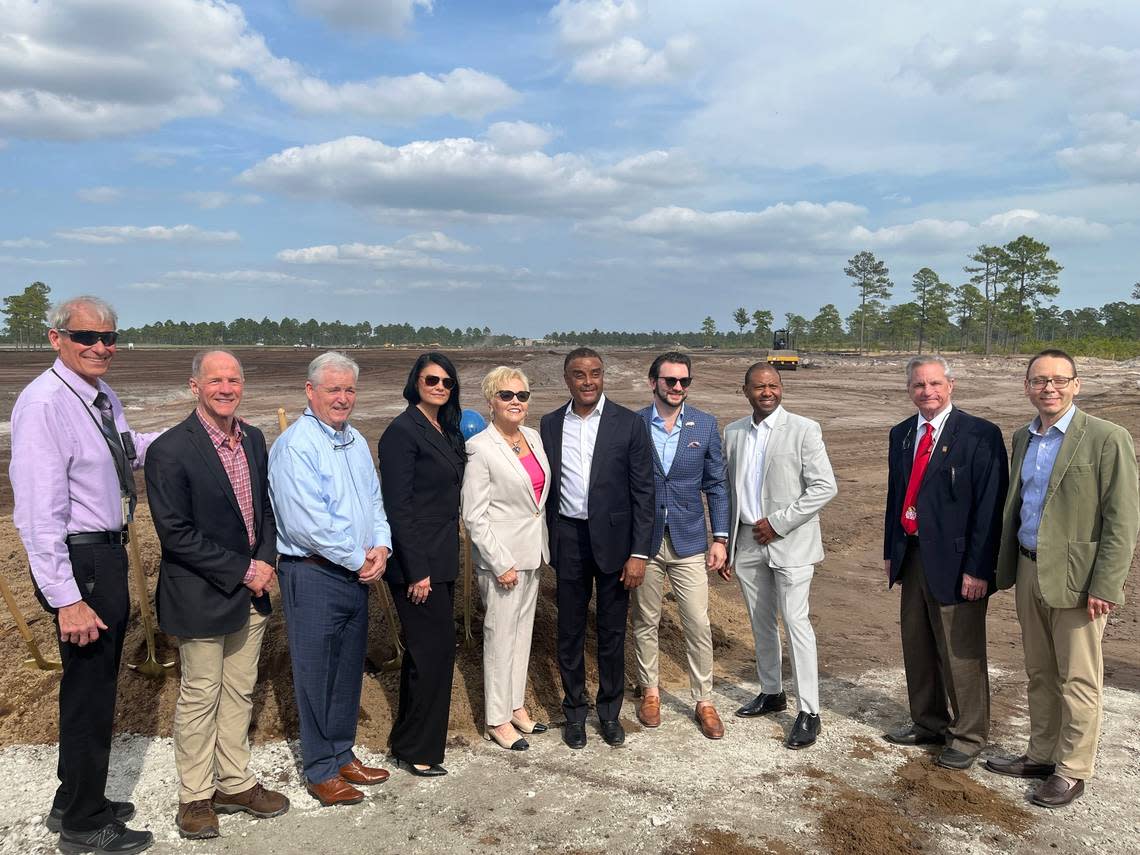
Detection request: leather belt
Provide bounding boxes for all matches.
[1019,544,1037,562]
[281,553,350,573]
[66,529,129,546]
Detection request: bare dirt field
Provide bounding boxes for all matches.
[0,347,1138,855]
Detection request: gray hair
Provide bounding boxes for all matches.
[905,354,954,383]
[192,349,244,380]
[49,296,117,330]
[308,351,359,384]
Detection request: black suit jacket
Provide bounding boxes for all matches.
[146,411,275,638]
[883,406,1008,605]
[377,406,466,585]
[539,398,655,573]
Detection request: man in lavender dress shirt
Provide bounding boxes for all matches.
[10,296,158,855]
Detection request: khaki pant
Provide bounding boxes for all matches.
[732,527,819,714]
[476,566,541,727]
[631,535,714,702]
[898,544,990,754]
[1015,553,1107,780]
[174,604,268,802]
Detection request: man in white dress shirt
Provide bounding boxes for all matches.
[723,362,837,749]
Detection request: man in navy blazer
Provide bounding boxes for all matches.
[882,355,1008,770]
[146,351,289,838]
[540,347,655,749]
[630,352,730,739]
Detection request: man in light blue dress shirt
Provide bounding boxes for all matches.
[268,352,393,807]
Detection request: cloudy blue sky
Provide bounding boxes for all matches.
[1,0,1138,336]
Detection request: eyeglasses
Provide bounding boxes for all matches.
[659,376,692,389]
[422,375,455,389]
[494,390,531,402]
[57,329,119,347]
[1028,376,1075,390]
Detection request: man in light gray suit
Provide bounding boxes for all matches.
[723,362,837,749]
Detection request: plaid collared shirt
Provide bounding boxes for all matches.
[196,410,257,581]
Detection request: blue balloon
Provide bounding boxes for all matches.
[459,408,487,440]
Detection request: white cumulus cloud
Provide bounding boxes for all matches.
[571,34,697,87]
[395,231,475,253]
[482,121,556,153]
[551,0,643,48]
[1057,112,1140,183]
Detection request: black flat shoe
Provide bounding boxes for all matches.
[936,747,977,770]
[883,725,944,746]
[785,712,820,750]
[46,801,135,834]
[735,691,787,718]
[563,721,587,749]
[58,822,153,855]
[393,757,448,777]
[599,719,625,746]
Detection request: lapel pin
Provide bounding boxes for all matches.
[684,420,695,427]
[687,440,701,448]
[942,446,948,452]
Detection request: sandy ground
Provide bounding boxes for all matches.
[0,347,1138,854]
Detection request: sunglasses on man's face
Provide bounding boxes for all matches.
[58,329,119,347]
[659,376,692,389]
[494,390,531,402]
[422,374,455,389]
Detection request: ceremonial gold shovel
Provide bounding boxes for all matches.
[0,571,61,670]
[125,521,174,677]
[372,580,404,671]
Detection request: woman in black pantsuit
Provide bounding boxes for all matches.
[378,352,466,776]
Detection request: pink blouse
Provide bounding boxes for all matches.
[519,452,545,504]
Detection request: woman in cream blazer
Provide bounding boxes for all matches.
[461,366,551,751]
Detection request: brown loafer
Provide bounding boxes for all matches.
[339,758,390,785]
[695,704,724,739]
[1031,774,1085,808]
[984,754,1056,779]
[306,776,364,807]
[213,782,290,818]
[638,694,661,728]
[176,799,219,839]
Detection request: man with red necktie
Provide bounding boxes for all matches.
[882,356,1008,769]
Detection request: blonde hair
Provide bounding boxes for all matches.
[481,366,530,402]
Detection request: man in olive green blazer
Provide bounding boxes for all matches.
[986,349,1139,809]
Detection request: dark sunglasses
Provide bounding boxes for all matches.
[58,329,119,347]
[422,374,455,389]
[660,376,692,388]
[494,390,532,402]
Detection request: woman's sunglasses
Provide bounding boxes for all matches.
[58,329,119,347]
[422,375,455,389]
[494,390,531,402]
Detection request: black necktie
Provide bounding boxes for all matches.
[93,391,137,517]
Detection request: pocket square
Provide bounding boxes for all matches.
[687,440,702,448]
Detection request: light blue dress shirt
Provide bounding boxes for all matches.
[1018,405,1078,550]
[650,402,683,475]
[268,408,392,572]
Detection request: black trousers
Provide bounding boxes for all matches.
[555,517,629,723]
[388,580,456,766]
[42,543,131,833]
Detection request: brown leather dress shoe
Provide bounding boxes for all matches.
[177,799,219,840]
[339,759,391,785]
[1031,774,1085,808]
[695,704,724,739]
[213,782,290,818]
[638,695,661,728]
[306,776,364,807]
[984,754,1056,779]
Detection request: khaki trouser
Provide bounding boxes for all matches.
[1015,553,1107,780]
[631,535,714,702]
[174,604,268,802]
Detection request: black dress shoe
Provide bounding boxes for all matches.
[785,712,820,750]
[46,801,135,834]
[563,721,587,749]
[984,754,1056,779]
[735,691,787,718]
[599,719,625,746]
[936,747,977,770]
[393,757,448,777]
[58,821,153,855]
[883,725,944,746]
